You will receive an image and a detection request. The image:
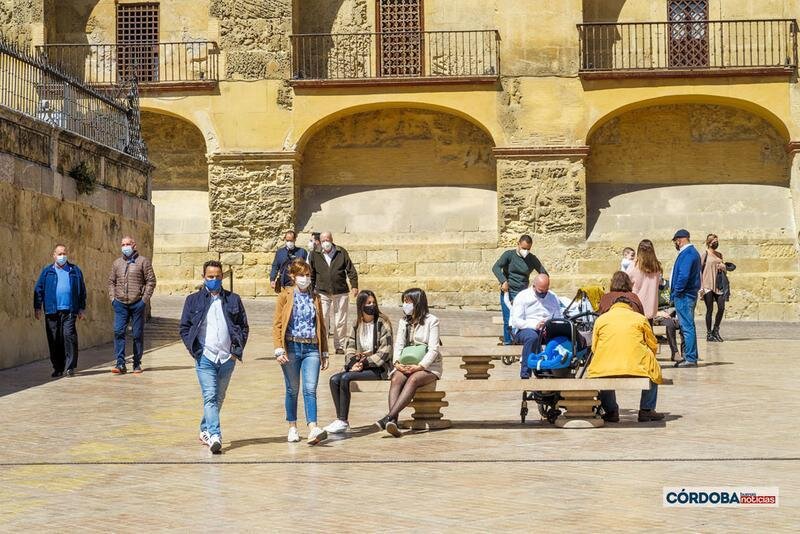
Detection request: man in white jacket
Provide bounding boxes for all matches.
[510,274,562,378]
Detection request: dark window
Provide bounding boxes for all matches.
[377,0,423,77]
[668,0,709,68]
[116,3,160,82]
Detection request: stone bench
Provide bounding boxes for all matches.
[351,377,672,430]
[441,345,519,379]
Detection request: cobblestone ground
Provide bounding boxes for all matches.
[2,296,799,531]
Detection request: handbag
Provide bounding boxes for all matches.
[399,323,427,364]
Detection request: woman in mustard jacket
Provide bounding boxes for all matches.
[272,259,329,445]
[588,295,664,423]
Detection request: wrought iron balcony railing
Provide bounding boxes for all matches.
[291,30,500,85]
[36,41,220,87]
[578,19,798,76]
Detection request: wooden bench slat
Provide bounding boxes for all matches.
[441,346,519,357]
[351,377,671,393]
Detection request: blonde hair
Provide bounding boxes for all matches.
[635,239,662,275]
[287,259,311,277]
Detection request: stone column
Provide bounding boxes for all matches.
[493,146,590,247]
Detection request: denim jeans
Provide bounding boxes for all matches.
[599,381,659,412]
[674,294,698,363]
[113,299,146,367]
[513,328,541,378]
[196,356,236,438]
[500,290,520,345]
[281,340,321,423]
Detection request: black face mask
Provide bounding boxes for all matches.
[535,291,548,299]
[710,242,719,250]
[674,241,681,251]
[363,304,377,316]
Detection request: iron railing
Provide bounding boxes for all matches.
[578,19,798,73]
[0,35,146,161]
[36,41,220,85]
[291,30,500,81]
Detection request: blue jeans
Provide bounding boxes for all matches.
[513,328,541,378]
[674,294,698,363]
[281,341,321,423]
[196,356,236,438]
[599,382,659,412]
[113,299,145,367]
[500,290,520,345]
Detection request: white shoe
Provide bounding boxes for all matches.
[324,419,350,434]
[307,427,328,446]
[287,427,301,443]
[208,434,222,454]
[199,430,210,445]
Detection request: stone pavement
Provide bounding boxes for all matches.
[2,296,799,531]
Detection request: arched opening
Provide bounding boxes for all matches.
[298,107,497,246]
[586,102,794,242]
[140,110,210,251]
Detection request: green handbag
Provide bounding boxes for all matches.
[399,343,428,365]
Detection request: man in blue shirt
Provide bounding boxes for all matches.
[33,244,87,377]
[670,229,702,368]
[269,230,308,292]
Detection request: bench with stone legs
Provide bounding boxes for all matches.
[351,377,672,430]
[441,345,519,379]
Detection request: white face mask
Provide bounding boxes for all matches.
[621,258,633,270]
[285,241,295,250]
[518,248,530,258]
[295,276,311,289]
[308,240,315,250]
[321,241,333,252]
[402,302,415,316]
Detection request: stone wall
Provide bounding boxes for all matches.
[0,106,153,369]
[0,0,41,47]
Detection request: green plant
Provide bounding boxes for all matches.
[69,161,97,195]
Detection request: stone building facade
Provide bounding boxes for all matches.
[6,0,800,320]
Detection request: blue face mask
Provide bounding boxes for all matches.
[55,255,68,266]
[205,278,222,292]
[121,246,134,257]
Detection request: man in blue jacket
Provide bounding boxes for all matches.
[179,260,249,454]
[33,244,87,378]
[670,229,702,368]
[269,230,308,292]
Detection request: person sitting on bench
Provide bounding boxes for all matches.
[587,295,664,423]
[509,274,562,378]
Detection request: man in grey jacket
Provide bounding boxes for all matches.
[108,235,157,374]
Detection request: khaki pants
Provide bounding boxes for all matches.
[319,292,349,351]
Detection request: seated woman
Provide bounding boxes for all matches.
[376,288,441,437]
[598,271,645,315]
[325,290,393,434]
[588,295,664,423]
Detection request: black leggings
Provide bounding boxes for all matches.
[329,368,382,420]
[703,291,726,331]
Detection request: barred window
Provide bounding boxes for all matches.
[116,3,160,82]
[377,0,423,77]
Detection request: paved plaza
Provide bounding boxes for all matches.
[2,296,799,531]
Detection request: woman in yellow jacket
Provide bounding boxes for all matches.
[588,295,664,423]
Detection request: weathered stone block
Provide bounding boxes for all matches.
[153,253,182,266]
[180,251,220,265]
[220,252,245,265]
[366,250,398,264]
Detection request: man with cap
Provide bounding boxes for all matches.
[670,229,702,367]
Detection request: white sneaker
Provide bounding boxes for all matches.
[324,419,350,434]
[307,427,328,446]
[199,430,210,445]
[208,434,222,454]
[287,427,301,443]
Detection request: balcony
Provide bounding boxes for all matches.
[290,30,500,87]
[578,19,797,79]
[35,42,220,93]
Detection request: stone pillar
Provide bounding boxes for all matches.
[493,147,589,247]
[789,143,800,248]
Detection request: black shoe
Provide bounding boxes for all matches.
[601,410,619,423]
[674,361,697,368]
[335,348,344,355]
[51,370,63,378]
[66,368,75,377]
[706,332,717,342]
[638,409,665,422]
[713,328,724,342]
[385,419,402,438]
[375,416,389,431]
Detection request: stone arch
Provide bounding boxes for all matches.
[297,106,497,246]
[140,110,211,251]
[585,101,794,242]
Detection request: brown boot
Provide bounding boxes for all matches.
[638,409,665,422]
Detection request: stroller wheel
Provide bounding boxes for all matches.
[547,408,560,425]
[520,391,528,423]
[502,355,516,366]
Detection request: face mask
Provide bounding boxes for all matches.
[710,242,719,250]
[363,304,377,316]
[621,258,633,270]
[55,255,68,266]
[286,241,295,250]
[674,242,681,251]
[308,240,315,250]
[535,290,548,299]
[518,249,530,258]
[205,278,222,292]
[402,302,415,316]
[321,241,333,252]
[295,276,311,289]
[121,246,134,257]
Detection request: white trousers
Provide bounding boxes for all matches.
[319,292,349,351]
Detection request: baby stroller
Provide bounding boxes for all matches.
[520,305,597,424]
